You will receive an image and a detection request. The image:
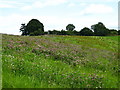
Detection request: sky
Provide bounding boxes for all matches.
[0,0,119,35]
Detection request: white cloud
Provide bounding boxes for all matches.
[21,6,32,10]
[75,0,118,2]
[0,0,117,35]
[105,0,118,2]
[68,3,75,7]
[79,3,87,6]
[21,0,68,10]
[0,4,14,8]
[0,12,117,35]
[44,0,68,6]
[0,0,24,8]
[80,4,113,15]
[0,14,70,35]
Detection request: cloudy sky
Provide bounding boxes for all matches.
[0,0,118,35]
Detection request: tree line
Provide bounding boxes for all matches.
[20,19,119,36]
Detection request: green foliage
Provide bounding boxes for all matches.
[2,34,119,88]
[20,23,27,36]
[48,30,61,35]
[66,24,75,31]
[48,30,79,35]
[66,30,74,35]
[108,29,118,36]
[118,30,120,35]
[20,21,118,36]
[20,19,44,36]
[91,22,109,36]
[30,28,44,36]
[80,27,94,36]
[60,30,67,35]
[73,30,80,35]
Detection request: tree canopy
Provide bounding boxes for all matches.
[20,23,27,36]
[80,27,94,36]
[109,29,118,36]
[66,24,75,31]
[118,30,120,35]
[20,20,118,36]
[91,22,109,36]
[20,19,44,36]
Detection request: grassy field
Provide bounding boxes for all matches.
[2,34,119,88]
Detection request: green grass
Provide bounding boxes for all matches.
[102,36,118,41]
[2,34,119,88]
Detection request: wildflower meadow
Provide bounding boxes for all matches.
[2,34,119,88]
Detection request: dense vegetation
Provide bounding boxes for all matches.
[20,19,119,36]
[2,34,119,88]
[20,19,44,36]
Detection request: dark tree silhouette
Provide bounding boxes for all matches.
[66,24,75,31]
[80,27,94,36]
[118,30,120,35]
[20,19,44,36]
[60,29,67,35]
[91,22,109,36]
[109,29,118,36]
[20,23,27,36]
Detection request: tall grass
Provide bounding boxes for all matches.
[0,34,2,89]
[2,34,119,88]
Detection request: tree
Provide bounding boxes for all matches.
[20,23,27,35]
[66,30,74,35]
[20,19,44,36]
[91,22,109,36]
[108,29,118,36]
[73,30,79,35]
[80,27,94,36]
[118,30,120,35]
[60,29,67,35]
[66,24,75,31]
[48,30,60,35]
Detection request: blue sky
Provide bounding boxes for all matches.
[0,0,118,35]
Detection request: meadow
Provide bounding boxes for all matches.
[2,34,119,88]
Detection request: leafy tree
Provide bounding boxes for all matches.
[29,28,44,36]
[66,24,75,31]
[48,30,52,34]
[73,30,79,35]
[118,30,120,35]
[80,27,94,36]
[66,31,74,35]
[91,22,109,36]
[48,30,60,35]
[20,19,44,36]
[27,19,44,36]
[60,29,67,35]
[20,23,27,36]
[44,31,48,34]
[108,29,118,36]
